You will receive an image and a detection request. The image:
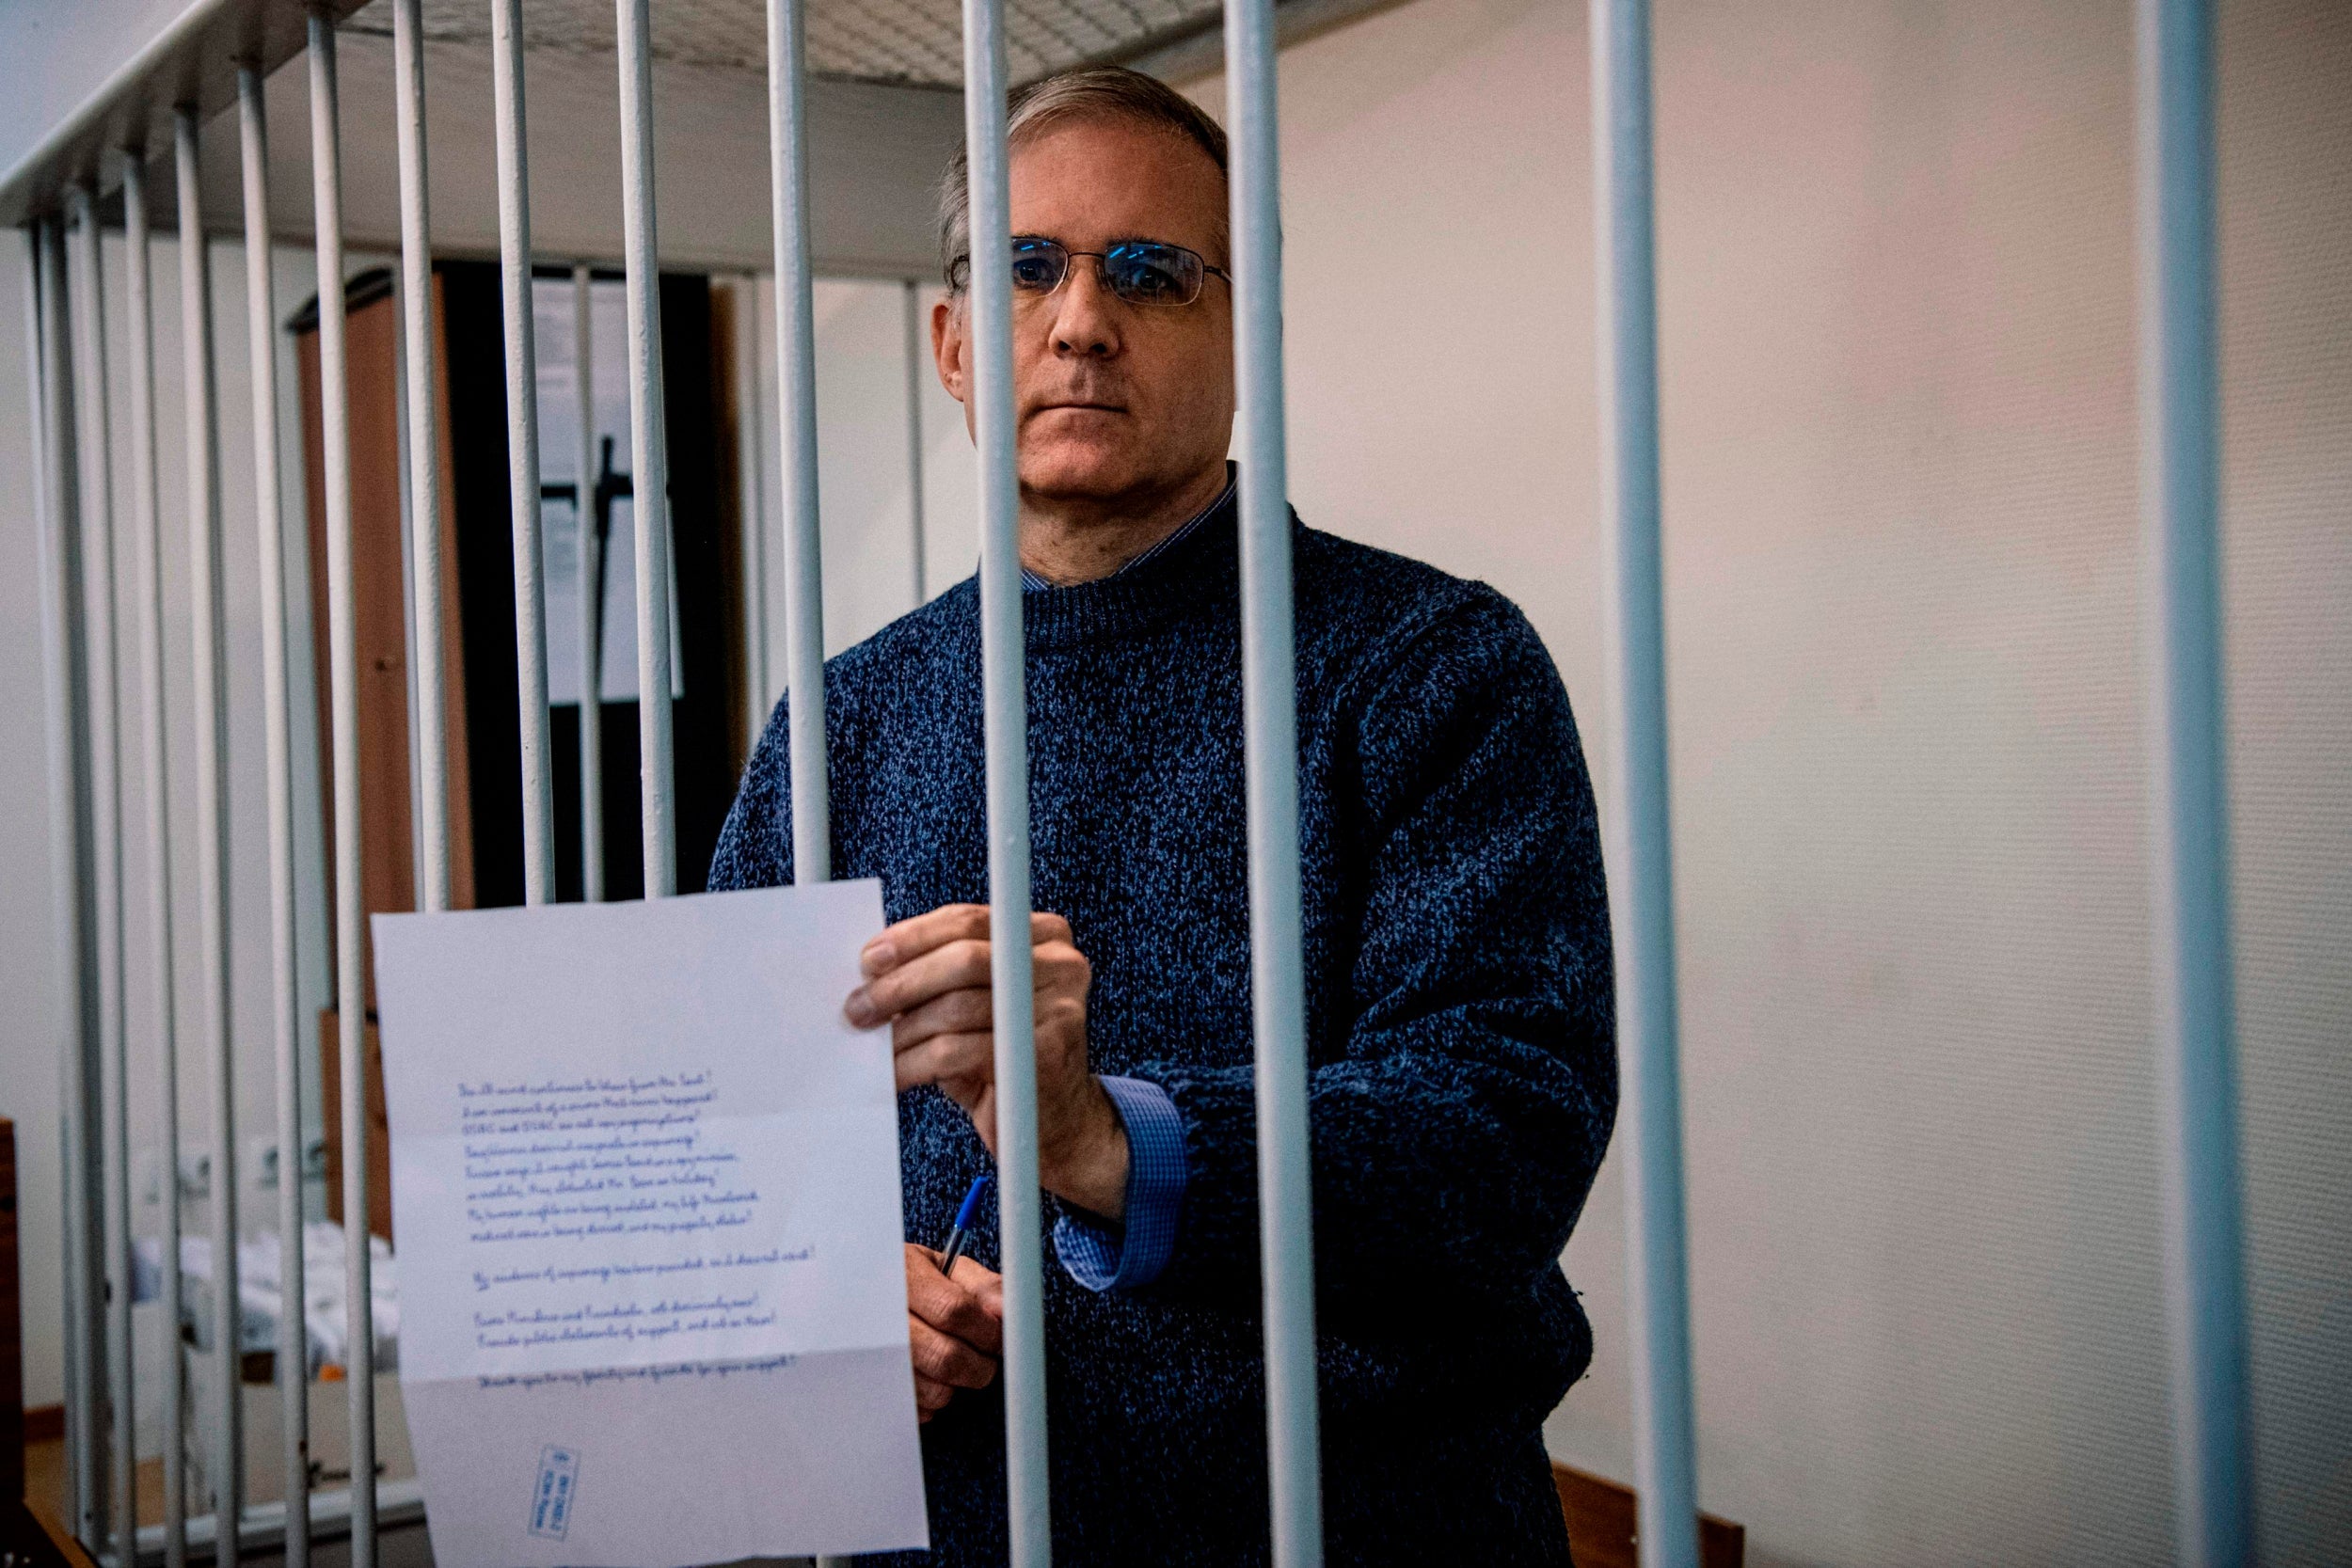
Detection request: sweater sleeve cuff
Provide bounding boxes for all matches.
[1054,1075,1186,1292]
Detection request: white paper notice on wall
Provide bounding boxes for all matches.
[373,879,928,1567]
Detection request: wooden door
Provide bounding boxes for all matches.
[294,268,474,1242]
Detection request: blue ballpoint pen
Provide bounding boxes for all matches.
[937,1174,992,1275]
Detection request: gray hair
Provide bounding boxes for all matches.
[938,66,1231,292]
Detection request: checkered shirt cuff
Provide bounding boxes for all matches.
[1053,1075,1187,1293]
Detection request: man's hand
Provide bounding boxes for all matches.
[905,1243,1002,1424]
[846,905,1130,1218]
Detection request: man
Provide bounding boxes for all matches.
[708,66,1615,1565]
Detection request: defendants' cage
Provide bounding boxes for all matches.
[4,1,2249,1565]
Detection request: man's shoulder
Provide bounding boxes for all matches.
[1294,521,1548,691]
[825,578,977,697]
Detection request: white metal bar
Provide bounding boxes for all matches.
[67,177,133,1565]
[175,106,246,1566]
[111,156,161,1568]
[771,23,837,1558]
[2136,4,2252,1564]
[1222,5,1324,1562]
[110,162,152,1568]
[902,277,927,609]
[1591,4,1701,1564]
[766,0,829,881]
[392,277,424,887]
[22,232,50,625]
[573,262,606,902]
[125,144,188,1568]
[957,7,1049,1561]
[240,57,311,1568]
[493,0,557,907]
[309,15,379,1562]
[19,222,62,1531]
[614,0,676,897]
[392,0,453,913]
[734,276,768,748]
[32,209,106,1556]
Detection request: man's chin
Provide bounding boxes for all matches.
[1017,447,1153,506]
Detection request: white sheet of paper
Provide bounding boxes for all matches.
[373,879,928,1566]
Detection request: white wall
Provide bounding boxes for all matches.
[1186,0,2349,1560]
[743,271,977,696]
[0,0,200,181]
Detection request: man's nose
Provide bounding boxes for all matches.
[1048,262,1122,359]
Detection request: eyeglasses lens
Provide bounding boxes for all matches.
[1009,238,1068,293]
[1103,243,1202,306]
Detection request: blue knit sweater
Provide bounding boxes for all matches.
[707,490,1615,1565]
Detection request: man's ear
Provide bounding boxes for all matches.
[931,294,968,404]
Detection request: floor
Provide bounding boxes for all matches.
[22,1436,437,1568]
[23,1435,1686,1565]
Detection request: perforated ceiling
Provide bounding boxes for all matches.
[342,0,1222,88]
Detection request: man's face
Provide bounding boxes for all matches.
[934,118,1235,511]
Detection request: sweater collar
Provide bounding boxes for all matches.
[1019,466,1238,594]
[995,467,1245,651]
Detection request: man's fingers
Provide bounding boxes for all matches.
[1033,939,1089,993]
[906,1246,1008,1356]
[848,937,992,1027]
[944,1273,1005,1355]
[867,906,1066,974]
[891,987,993,1051]
[948,1256,1005,1320]
[894,1031,994,1095]
[861,905,991,979]
[854,941,1089,1036]
[847,907,1087,1027]
[914,1371,957,1412]
[865,955,1082,1038]
[910,1316,997,1389]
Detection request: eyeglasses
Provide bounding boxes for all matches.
[952,236,1232,308]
